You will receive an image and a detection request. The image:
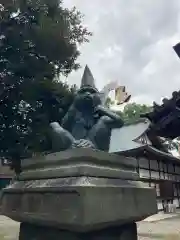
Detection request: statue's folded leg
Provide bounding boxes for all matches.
[49,122,75,152]
[88,117,112,151]
[89,115,123,151]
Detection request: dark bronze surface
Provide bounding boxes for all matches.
[49,66,124,152]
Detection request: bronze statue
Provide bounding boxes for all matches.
[1,68,157,240]
[49,65,124,152]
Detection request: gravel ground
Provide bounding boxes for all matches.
[0,216,19,239]
[0,215,180,240]
[138,217,180,239]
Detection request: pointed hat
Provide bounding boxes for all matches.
[78,65,98,93]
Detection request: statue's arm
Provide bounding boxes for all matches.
[95,105,124,127]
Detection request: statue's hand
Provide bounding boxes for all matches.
[94,105,124,128]
[72,139,95,149]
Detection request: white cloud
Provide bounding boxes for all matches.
[63,0,180,105]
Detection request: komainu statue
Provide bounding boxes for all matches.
[49,65,124,152]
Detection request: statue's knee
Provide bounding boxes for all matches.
[96,116,110,127]
[50,122,62,130]
[49,122,66,134]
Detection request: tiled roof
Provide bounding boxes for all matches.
[141,90,180,139]
[142,90,180,123]
[121,145,180,164]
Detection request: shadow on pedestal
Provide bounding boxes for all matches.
[19,222,137,240]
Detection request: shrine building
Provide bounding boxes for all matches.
[121,90,180,212]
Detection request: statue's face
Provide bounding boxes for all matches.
[74,88,101,112]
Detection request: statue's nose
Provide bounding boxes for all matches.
[86,92,92,98]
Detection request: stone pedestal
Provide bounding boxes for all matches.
[19,222,137,240]
[1,148,157,239]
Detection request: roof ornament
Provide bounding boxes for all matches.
[173,42,180,58]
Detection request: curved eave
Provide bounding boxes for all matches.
[149,114,180,139]
[142,103,180,139]
[141,90,180,123]
[121,145,180,164]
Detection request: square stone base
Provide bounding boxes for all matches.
[19,222,137,240]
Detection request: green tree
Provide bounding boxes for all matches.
[0,0,91,172]
[120,103,152,124]
[105,97,114,108]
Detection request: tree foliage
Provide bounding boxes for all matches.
[105,97,114,108]
[0,0,91,172]
[118,103,152,124]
